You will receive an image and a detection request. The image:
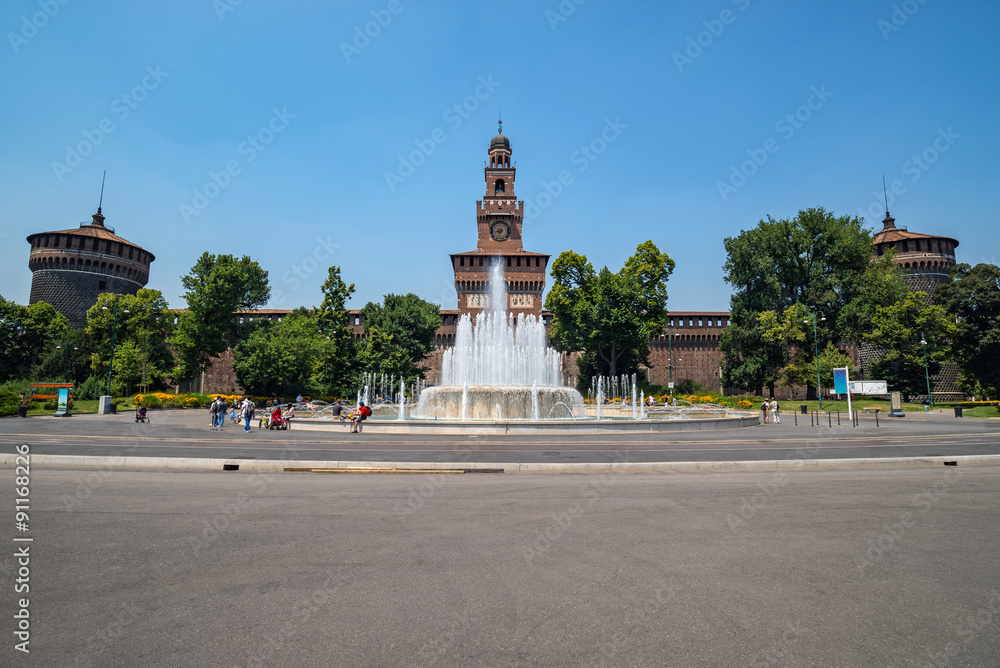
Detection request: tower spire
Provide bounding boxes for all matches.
[98,170,106,214]
[91,170,107,227]
[881,174,896,231]
[882,174,889,217]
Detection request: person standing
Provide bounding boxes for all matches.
[761,400,769,424]
[216,397,227,430]
[242,397,255,432]
[284,402,295,429]
[770,398,780,424]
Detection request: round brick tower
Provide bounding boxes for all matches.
[26,207,154,328]
[863,209,962,400]
[872,210,958,299]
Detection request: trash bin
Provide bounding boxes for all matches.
[800,405,808,415]
[110,403,118,414]
[18,405,28,418]
[954,406,963,418]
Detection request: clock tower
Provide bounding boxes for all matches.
[451,123,549,318]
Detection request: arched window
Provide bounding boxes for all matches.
[495,179,505,194]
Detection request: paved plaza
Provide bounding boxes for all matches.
[0,408,998,466]
[0,464,998,666]
[2,411,998,666]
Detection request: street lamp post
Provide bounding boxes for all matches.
[56,341,79,383]
[803,311,826,410]
[920,332,933,409]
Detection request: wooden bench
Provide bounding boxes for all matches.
[862,406,881,413]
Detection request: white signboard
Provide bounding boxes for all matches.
[849,380,888,395]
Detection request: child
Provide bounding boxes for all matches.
[229,407,237,423]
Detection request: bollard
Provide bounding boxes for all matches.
[794,412,797,426]
[837,411,841,426]
[828,412,832,428]
[875,410,879,428]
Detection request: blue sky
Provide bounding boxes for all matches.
[2,0,998,312]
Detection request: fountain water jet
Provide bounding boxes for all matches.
[414,261,584,420]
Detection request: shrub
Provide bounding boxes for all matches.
[0,389,21,416]
[75,376,107,401]
[137,394,162,409]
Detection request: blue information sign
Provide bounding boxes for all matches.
[833,368,849,395]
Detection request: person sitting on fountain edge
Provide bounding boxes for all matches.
[352,401,371,433]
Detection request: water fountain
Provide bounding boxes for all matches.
[413,262,585,420]
[297,261,758,433]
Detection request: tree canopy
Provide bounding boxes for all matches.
[232,308,324,396]
[545,240,674,380]
[0,296,69,383]
[314,266,358,396]
[866,291,956,401]
[720,207,905,394]
[935,263,1000,397]
[170,253,270,381]
[84,289,175,393]
[359,293,441,379]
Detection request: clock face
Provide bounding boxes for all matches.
[490,220,510,242]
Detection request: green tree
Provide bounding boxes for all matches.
[84,289,175,390]
[232,309,323,396]
[357,329,413,380]
[546,241,675,380]
[935,263,1000,397]
[359,293,440,379]
[720,207,904,395]
[170,253,270,381]
[0,297,69,382]
[866,292,957,401]
[315,266,359,396]
[816,343,855,390]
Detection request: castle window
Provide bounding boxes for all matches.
[479,257,484,266]
[460,257,465,267]
[507,257,511,267]
[98,281,106,290]
[516,257,521,267]
[902,241,909,252]
[495,179,505,194]
[92,238,99,251]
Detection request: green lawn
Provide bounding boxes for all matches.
[774,398,998,418]
[957,405,1000,418]
[769,398,923,414]
[18,398,138,416]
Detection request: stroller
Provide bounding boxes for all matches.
[135,406,148,423]
[267,407,287,430]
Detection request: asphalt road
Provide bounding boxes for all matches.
[0,410,998,464]
[1,465,998,667]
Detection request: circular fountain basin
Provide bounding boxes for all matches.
[414,385,584,420]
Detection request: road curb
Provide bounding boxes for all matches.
[3,454,1000,472]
